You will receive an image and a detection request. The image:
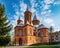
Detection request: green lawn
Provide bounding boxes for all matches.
[26,45,60,48]
[0,46,3,48]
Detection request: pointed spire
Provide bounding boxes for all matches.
[26,21,30,25]
[26,5,29,11]
[33,14,38,20]
[18,16,21,20]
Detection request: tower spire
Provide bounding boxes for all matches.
[26,5,29,11]
[32,13,40,25]
[18,15,21,20]
[24,5,32,25]
[17,15,23,24]
[33,14,37,20]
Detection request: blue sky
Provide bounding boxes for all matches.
[0,0,60,32]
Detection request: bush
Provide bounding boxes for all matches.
[30,42,60,46]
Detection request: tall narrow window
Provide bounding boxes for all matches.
[24,28,27,36]
[40,32,44,36]
[19,30,22,36]
[30,29,32,36]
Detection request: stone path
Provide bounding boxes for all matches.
[3,46,26,48]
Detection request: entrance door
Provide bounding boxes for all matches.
[19,38,22,45]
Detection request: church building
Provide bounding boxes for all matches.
[14,6,49,46]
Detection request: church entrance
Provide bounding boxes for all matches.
[19,38,22,46]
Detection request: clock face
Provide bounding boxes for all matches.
[19,30,22,36]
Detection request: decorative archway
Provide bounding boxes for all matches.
[19,38,22,45]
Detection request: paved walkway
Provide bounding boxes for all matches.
[3,46,26,48]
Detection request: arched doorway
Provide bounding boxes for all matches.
[19,38,22,45]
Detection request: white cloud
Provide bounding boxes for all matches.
[30,0,39,13]
[31,8,36,13]
[44,0,54,4]
[20,2,27,12]
[16,11,19,15]
[54,1,60,5]
[57,28,60,31]
[54,27,60,32]
[41,10,52,16]
[13,4,19,12]
[42,0,54,10]
[44,18,54,26]
[44,18,53,24]
[41,0,53,17]
[48,10,51,13]
[41,11,47,15]
[43,4,50,10]
[30,0,36,8]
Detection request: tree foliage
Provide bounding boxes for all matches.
[0,3,12,46]
[49,26,54,32]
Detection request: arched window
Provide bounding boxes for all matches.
[38,32,44,36]
[19,30,22,36]
[40,32,44,36]
[24,28,27,36]
[34,32,36,36]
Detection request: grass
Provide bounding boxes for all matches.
[26,45,60,48]
[0,45,60,48]
[0,46,3,48]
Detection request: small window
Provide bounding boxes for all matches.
[56,35,58,37]
[19,30,22,36]
[55,37,58,40]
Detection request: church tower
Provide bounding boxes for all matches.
[17,16,23,24]
[32,14,40,25]
[24,6,32,25]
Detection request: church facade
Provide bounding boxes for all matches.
[14,6,49,46]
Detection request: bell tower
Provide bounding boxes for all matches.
[32,14,40,25]
[24,6,32,25]
[17,16,23,24]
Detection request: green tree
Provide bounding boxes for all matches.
[49,26,54,44]
[0,3,12,46]
[49,26,54,32]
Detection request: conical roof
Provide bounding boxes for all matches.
[38,24,47,29]
[26,5,29,11]
[33,14,38,20]
[17,22,24,26]
[18,16,21,20]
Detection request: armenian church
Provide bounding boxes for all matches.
[14,6,49,46]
